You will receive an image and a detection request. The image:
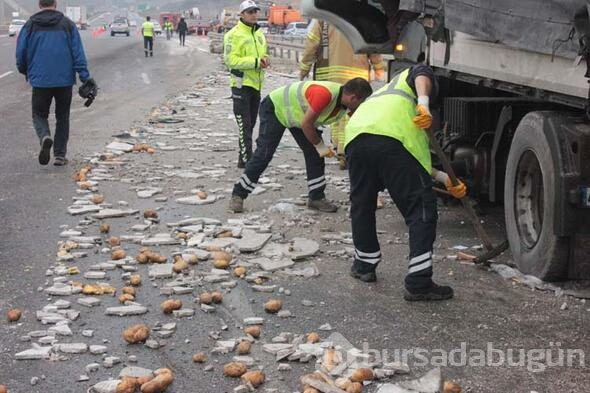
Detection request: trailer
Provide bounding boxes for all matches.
[301,0,590,281]
[65,6,88,30]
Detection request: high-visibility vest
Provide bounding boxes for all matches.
[269,81,345,129]
[165,22,173,31]
[223,20,268,91]
[345,68,431,172]
[142,21,154,37]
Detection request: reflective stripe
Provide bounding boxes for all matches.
[409,251,432,266]
[283,87,296,128]
[308,180,327,191]
[284,83,309,128]
[308,176,325,186]
[356,249,381,258]
[239,179,255,192]
[408,259,432,274]
[239,174,256,192]
[241,174,254,187]
[355,250,381,264]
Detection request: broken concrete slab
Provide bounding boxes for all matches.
[44,283,73,296]
[67,205,102,216]
[286,238,320,260]
[119,366,154,379]
[263,343,293,355]
[106,141,135,152]
[250,257,294,272]
[235,230,272,253]
[93,208,139,219]
[148,264,174,279]
[84,271,107,280]
[15,345,53,360]
[105,305,148,316]
[89,345,108,354]
[176,195,218,205]
[137,187,162,199]
[53,343,88,354]
[173,308,195,318]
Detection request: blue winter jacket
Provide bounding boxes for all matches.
[16,10,90,88]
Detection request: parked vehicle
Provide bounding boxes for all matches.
[268,5,303,31]
[153,21,162,36]
[302,0,590,281]
[65,6,88,30]
[110,17,130,36]
[8,19,26,37]
[283,21,308,36]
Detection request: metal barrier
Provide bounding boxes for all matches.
[208,32,305,63]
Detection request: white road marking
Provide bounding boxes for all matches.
[0,71,14,80]
[141,73,151,85]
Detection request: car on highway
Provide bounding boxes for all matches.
[258,20,269,34]
[283,22,308,36]
[110,17,130,36]
[8,19,26,37]
[153,21,162,36]
[129,20,137,28]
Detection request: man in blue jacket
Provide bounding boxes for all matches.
[16,0,92,166]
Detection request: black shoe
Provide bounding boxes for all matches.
[38,136,53,165]
[53,156,69,166]
[350,261,377,283]
[404,283,454,301]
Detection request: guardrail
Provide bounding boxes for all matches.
[208,32,306,64]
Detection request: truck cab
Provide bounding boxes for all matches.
[302,0,590,281]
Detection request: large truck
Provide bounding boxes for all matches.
[268,5,304,32]
[301,0,590,281]
[65,6,87,30]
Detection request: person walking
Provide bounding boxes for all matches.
[142,16,154,57]
[229,78,373,214]
[177,17,188,46]
[223,0,268,168]
[344,65,466,301]
[16,0,92,166]
[164,18,173,40]
[300,20,384,170]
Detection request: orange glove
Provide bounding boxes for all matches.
[446,178,467,199]
[314,140,336,158]
[413,104,432,129]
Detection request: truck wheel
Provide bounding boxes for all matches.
[504,112,569,281]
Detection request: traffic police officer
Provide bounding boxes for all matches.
[345,65,466,301]
[223,0,269,168]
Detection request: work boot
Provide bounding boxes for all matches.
[229,195,244,213]
[237,159,246,169]
[53,156,69,166]
[404,283,454,301]
[307,198,338,213]
[350,260,377,283]
[38,136,53,165]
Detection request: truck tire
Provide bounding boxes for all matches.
[504,112,569,281]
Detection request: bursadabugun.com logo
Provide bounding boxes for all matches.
[317,333,585,374]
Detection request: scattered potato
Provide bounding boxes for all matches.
[109,236,121,246]
[223,362,247,377]
[118,293,135,303]
[136,252,149,264]
[237,340,251,355]
[347,382,363,393]
[146,147,156,155]
[143,209,158,219]
[443,381,462,393]
[233,266,247,277]
[192,352,207,363]
[116,377,138,393]
[123,324,150,344]
[211,291,224,304]
[335,378,351,389]
[241,370,265,388]
[213,259,230,269]
[196,191,208,200]
[111,249,126,260]
[7,309,22,322]
[307,332,320,343]
[244,326,261,338]
[350,368,374,383]
[82,283,116,295]
[321,349,341,372]
[140,368,174,393]
[90,194,105,205]
[129,274,142,286]
[160,299,182,314]
[264,299,283,314]
[172,258,188,273]
[122,287,136,296]
[212,251,231,262]
[185,254,198,265]
[136,375,154,386]
[99,223,110,234]
[199,292,213,305]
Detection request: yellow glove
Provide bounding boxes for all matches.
[446,178,467,199]
[413,104,432,129]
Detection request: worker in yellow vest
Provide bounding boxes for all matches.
[141,16,155,58]
[345,65,466,301]
[300,20,385,170]
[164,18,174,40]
[229,78,373,214]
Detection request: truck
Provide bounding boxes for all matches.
[65,6,87,30]
[268,5,304,32]
[159,12,182,29]
[301,0,590,281]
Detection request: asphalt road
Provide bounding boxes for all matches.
[0,28,589,393]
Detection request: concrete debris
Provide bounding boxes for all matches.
[93,208,139,219]
[176,195,219,205]
[15,345,53,360]
[105,305,148,316]
[235,230,272,252]
[250,257,294,272]
[106,141,135,152]
[148,264,174,279]
[376,368,443,393]
[119,366,154,378]
[53,343,88,354]
[141,233,182,246]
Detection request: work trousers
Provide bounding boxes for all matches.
[143,36,153,56]
[179,32,186,46]
[233,97,327,201]
[32,86,73,158]
[231,86,261,165]
[346,133,437,291]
